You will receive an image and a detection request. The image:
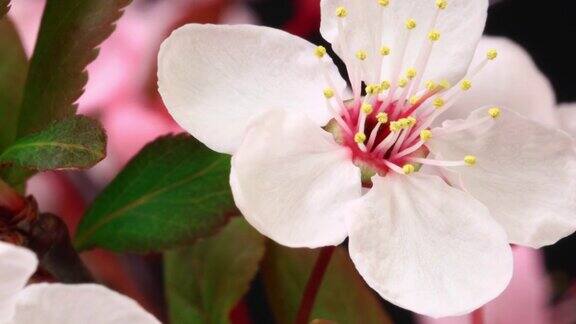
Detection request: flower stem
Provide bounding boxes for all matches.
[295,246,336,324]
[471,307,484,324]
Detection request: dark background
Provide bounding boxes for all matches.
[247,0,576,322]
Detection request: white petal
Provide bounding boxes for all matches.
[428,107,576,248]
[320,0,488,84]
[440,36,558,128]
[0,242,37,323]
[231,109,361,248]
[158,23,346,154]
[10,283,159,324]
[558,103,576,136]
[347,174,512,317]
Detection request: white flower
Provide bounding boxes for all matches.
[158,0,576,317]
[0,242,159,324]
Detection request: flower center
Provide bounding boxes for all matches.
[316,1,501,177]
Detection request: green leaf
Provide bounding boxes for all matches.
[165,218,266,324]
[0,18,27,151]
[16,0,132,137]
[74,134,234,252]
[262,244,393,324]
[0,166,35,193]
[0,116,106,171]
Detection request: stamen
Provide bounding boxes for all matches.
[402,164,416,175]
[460,79,472,91]
[464,155,477,166]
[406,67,417,80]
[420,129,432,141]
[314,46,327,58]
[356,50,368,61]
[381,80,391,91]
[354,132,367,143]
[391,116,416,155]
[366,112,389,149]
[434,114,492,135]
[394,128,431,159]
[394,140,425,159]
[383,160,406,174]
[334,8,362,101]
[374,124,402,154]
[354,132,368,151]
[357,102,374,134]
[379,17,417,106]
[361,103,374,115]
[436,0,448,9]
[366,83,382,95]
[488,107,501,118]
[426,80,438,92]
[335,6,348,17]
[378,0,390,6]
[432,97,445,109]
[469,49,499,77]
[380,46,391,56]
[487,49,498,60]
[405,0,444,99]
[409,157,473,167]
[405,18,417,30]
[323,89,352,135]
[428,29,441,41]
[398,78,409,88]
[318,59,351,121]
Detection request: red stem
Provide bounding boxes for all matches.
[471,307,484,324]
[295,246,336,324]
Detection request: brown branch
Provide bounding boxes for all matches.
[0,178,93,283]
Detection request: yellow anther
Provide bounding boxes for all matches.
[356,50,368,61]
[398,78,408,88]
[335,6,348,18]
[361,103,374,114]
[354,132,367,144]
[409,96,420,105]
[460,79,472,91]
[376,112,388,124]
[436,0,448,9]
[439,80,451,89]
[405,18,417,30]
[323,88,335,99]
[378,0,390,6]
[389,121,401,132]
[420,129,432,141]
[487,49,498,60]
[464,155,477,166]
[314,46,327,58]
[425,80,437,91]
[433,97,445,109]
[365,84,381,95]
[381,80,391,90]
[428,29,441,41]
[406,68,417,80]
[380,46,391,56]
[403,164,415,175]
[398,118,411,128]
[407,116,417,126]
[488,107,501,119]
